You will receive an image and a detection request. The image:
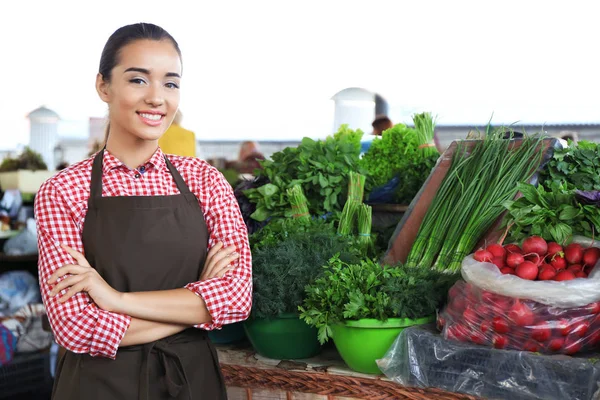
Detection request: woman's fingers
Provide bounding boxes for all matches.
[61,244,92,268]
[49,274,85,296]
[47,264,87,284]
[205,242,224,263]
[206,252,239,279]
[58,281,88,303]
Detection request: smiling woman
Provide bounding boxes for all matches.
[34,23,251,400]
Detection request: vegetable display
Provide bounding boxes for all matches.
[406,131,544,271]
[541,140,600,191]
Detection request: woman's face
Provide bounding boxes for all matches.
[97,39,182,142]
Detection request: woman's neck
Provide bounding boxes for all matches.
[105,131,159,170]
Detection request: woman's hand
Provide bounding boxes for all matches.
[200,242,239,281]
[47,244,123,312]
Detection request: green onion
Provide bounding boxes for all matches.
[413,112,439,158]
[287,184,310,222]
[337,198,360,236]
[357,204,373,250]
[348,171,366,203]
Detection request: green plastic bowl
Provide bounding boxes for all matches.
[244,313,321,360]
[331,316,434,374]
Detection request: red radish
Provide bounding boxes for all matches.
[462,308,479,324]
[504,244,523,254]
[554,270,576,281]
[515,261,539,280]
[548,337,565,352]
[449,284,461,299]
[492,335,508,349]
[522,236,548,256]
[572,321,590,338]
[480,321,491,334]
[508,300,535,326]
[568,264,583,273]
[492,257,506,269]
[585,302,600,314]
[564,337,582,355]
[508,301,535,327]
[564,243,584,264]
[538,268,557,281]
[589,331,600,345]
[557,319,572,336]
[486,244,506,259]
[547,242,563,258]
[550,256,567,271]
[474,249,493,262]
[575,271,588,278]
[531,323,551,342]
[584,265,595,275]
[525,253,542,265]
[583,247,600,267]
[500,267,514,275]
[470,331,486,345]
[506,252,525,268]
[492,316,510,334]
[539,263,554,271]
[523,341,540,352]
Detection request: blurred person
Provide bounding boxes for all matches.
[34,22,251,400]
[372,114,393,136]
[158,109,197,157]
[236,141,265,174]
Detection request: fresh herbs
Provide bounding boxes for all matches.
[413,112,439,158]
[243,126,364,222]
[406,130,545,271]
[503,184,600,244]
[251,226,359,320]
[541,141,600,191]
[360,123,438,204]
[249,216,334,252]
[299,255,460,343]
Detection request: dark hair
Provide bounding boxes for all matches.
[99,23,181,141]
[99,22,181,83]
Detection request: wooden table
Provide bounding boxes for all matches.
[216,342,478,400]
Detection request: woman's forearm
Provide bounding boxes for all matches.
[117,288,212,326]
[120,317,190,347]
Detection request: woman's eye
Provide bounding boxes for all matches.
[166,82,180,89]
[129,78,146,85]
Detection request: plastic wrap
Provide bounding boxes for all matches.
[462,236,600,308]
[377,325,600,400]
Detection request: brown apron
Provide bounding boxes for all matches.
[52,150,227,399]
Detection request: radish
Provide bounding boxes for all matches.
[515,261,539,280]
[564,337,582,355]
[554,270,576,281]
[531,323,551,342]
[583,247,600,267]
[548,337,565,352]
[492,257,506,269]
[474,249,493,263]
[492,316,510,334]
[557,319,572,336]
[585,302,600,314]
[492,334,508,349]
[575,271,588,278]
[508,301,535,327]
[550,256,567,271]
[506,252,525,268]
[504,244,523,254]
[564,243,584,264]
[547,242,563,258]
[480,320,491,334]
[500,267,514,275]
[567,264,583,273]
[572,321,590,338]
[523,341,540,352]
[522,236,548,256]
[462,308,479,324]
[538,268,557,281]
[486,244,506,259]
[470,331,486,345]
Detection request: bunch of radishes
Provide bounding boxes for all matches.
[473,236,600,281]
[439,281,600,355]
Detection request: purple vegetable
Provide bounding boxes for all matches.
[576,190,600,206]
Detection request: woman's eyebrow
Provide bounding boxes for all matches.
[124,67,180,78]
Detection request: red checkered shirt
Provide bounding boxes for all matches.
[35,148,252,359]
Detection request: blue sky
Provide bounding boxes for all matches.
[1,0,599,149]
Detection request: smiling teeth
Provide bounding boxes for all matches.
[140,113,162,120]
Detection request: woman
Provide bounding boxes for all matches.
[34,23,252,399]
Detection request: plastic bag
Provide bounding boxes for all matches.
[377,325,600,400]
[0,271,41,314]
[3,218,38,256]
[462,236,600,308]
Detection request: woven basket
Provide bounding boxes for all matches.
[221,364,479,400]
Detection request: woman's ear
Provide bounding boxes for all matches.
[95,73,111,103]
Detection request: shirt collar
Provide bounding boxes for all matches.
[101,147,168,174]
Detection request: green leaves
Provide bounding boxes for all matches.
[243,126,365,221]
[299,255,460,343]
[541,140,600,191]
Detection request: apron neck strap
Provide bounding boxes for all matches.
[163,155,192,195]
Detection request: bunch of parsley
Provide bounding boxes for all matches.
[299,255,460,344]
[541,140,600,191]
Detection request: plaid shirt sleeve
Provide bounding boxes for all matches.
[184,165,252,330]
[35,179,131,359]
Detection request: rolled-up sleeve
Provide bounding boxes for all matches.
[35,180,131,359]
[184,166,252,330]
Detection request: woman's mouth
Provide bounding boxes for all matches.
[137,112,165,127]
